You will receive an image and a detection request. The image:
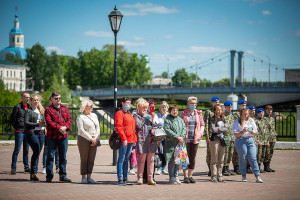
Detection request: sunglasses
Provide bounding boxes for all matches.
[54,97,61,101]
[86,105,93,108]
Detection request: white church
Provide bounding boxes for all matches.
[0,14,27,91]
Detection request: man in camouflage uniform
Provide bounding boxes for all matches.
[232,99,247,175]
[264,105,276,172]
[255,108,268,173]
[222,101,236,176]
[204,96,219,176]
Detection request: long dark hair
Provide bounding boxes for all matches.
[238,108,249,127]
[213,105,225,122]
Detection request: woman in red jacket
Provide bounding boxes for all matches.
[115,97,137,185]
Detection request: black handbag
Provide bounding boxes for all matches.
[154,153,166,168]
[109,130,122,150]
[220,137,230,147]
[151,125,167,142]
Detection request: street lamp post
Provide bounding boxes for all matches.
[108,5,123,166]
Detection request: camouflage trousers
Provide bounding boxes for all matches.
[223,141,234,167]
[232,145,239,166]
[265,142,276,162]
[257,145,269,165]
[206,143,211,165]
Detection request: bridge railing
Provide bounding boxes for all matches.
[72,81,299,91]
[0,107,296,139]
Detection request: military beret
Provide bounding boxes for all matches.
[238,100,247,105]
[248,105,255,109]
[211,96,220,102]
[257,108,264,113]
[224,101,232,106]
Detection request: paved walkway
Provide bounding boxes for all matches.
[0,145,300,200]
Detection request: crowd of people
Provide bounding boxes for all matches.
[10,91,277,185]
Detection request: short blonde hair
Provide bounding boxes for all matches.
[187,96,198,104]
[136,98,149,109]
[79,100,94,113]
[159,101,169,112]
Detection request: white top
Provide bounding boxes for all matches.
[233,118,257,137]
[33,108,45,131]
[76,113,100,141]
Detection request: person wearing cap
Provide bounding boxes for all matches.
[248,106,256,118]
[233,108,263,183]
[232,99,247,175]
[264,105,276,172]
[254,108,267,173]
[204,96,219,176]
[222,101,236,176]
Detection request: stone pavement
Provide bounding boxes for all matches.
[0,144,300,200]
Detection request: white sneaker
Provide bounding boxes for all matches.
[256,177,263,183]
[175,177,181,184]
[42,167,46,174]
[162,170,169,175]
[169,177,177,185]
[129,169,136,175]
[155,169,162,175]
[242,176,247,182]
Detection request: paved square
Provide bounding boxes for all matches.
[0,145,299,200]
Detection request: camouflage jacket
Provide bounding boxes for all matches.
[264,116,277,142]
[204,109,214,139]
[233,112,240,121]
[224,112,235,141]
[254,117,269,145]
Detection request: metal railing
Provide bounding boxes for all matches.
[0,107,296,139]
[0,107,115,137]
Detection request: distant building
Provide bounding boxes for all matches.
[0,14,27,60]
[147,76,172,86]
[285,69,300,83]
[0,60,26,91]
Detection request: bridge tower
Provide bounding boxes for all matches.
[230,50,236,88]
[238,51,244,86]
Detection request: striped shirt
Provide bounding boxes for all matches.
[187,114,196,143]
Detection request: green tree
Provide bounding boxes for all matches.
[172,68,191,85]
[161,71,169,78]
[214,78,230,86]
[26,43,48,91]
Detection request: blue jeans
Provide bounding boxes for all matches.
[43,139,59,169]
[26,132,45,174]
[46,137,68,180]
[11,132,29,169]
[168,155,179,179]
[117,143,133,181]
[234,137,260,177]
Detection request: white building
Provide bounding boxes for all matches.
[0,60,26,91]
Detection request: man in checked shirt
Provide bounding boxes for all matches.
[44,91,72,182]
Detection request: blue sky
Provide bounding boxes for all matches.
[0,0,299,82]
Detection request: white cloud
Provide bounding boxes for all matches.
[83,31,112,37]
[248,42,258,45]
[121,3,179,16]
[177,46,228,54]
[246,50,255,54]
[150,54,185,63]
[258,20,264,24]
[262,10,271,15]
[133,36,144,41]
[46,46,65,54]
[247,20,255,24]
[118,41,145,47]
[296,29,300,37]
[164,35,173,39]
